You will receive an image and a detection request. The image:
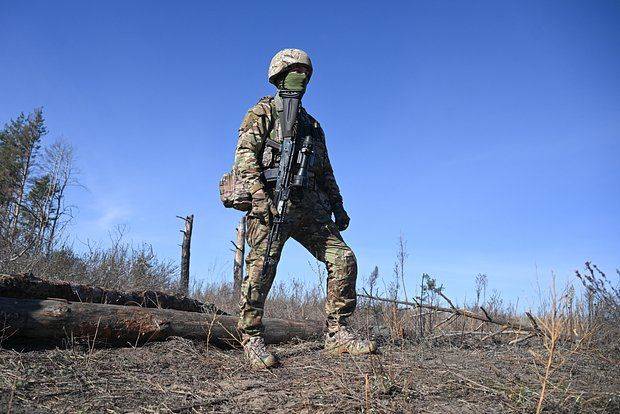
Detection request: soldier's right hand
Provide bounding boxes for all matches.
[250,188,278,225]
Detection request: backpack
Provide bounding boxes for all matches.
[219,169,251,211]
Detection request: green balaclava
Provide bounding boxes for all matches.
[278,70,308,92]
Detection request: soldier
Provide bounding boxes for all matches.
[233,49,376,368]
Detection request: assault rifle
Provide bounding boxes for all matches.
[260,90,314,279]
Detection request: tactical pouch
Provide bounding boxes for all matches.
[219,171,252,211]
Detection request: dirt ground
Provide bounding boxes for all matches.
[1,336,618,414]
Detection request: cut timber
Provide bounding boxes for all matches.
[0,297,324,346]
[0,273,225,315]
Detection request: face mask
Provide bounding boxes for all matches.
[278,70,308,92]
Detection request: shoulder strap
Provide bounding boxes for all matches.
[258,96,278,157]
[267,95,278,133]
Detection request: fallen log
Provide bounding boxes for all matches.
[0,273,225,315]
[0,296,324,346]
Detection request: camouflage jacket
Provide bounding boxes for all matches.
[233,96,343,212]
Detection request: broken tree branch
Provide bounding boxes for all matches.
[480,306,493,322]
[429,329,529,341]
[525,311,541,332]
[357,293,539,334]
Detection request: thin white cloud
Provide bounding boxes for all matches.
[94,205,132,229]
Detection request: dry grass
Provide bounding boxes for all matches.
[1,335,617,413]
[1,226,179,293]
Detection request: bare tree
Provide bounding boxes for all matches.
[475,273,488,309]
[394,234,409,302]
[43,139,77,254]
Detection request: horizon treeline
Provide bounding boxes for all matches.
[0,109,180,291]
[0,108,76,271]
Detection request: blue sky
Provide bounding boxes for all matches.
[1,1,618,306]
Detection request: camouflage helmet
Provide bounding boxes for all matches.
[268,48,313,85]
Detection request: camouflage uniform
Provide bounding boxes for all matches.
[234,95,358,337]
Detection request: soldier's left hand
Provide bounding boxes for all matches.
[333,205,350,231]
[250,188,278,225]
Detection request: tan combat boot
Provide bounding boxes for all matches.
[242,334,279,369]
[324,326,377,356]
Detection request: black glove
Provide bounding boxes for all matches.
[333,204,350,231]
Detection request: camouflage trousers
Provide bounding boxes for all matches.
[237,204,357,337]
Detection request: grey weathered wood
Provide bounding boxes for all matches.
[178,214,194,296]
[0,273,224,314]
[233,216,246,294]
[0,296,324,346]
